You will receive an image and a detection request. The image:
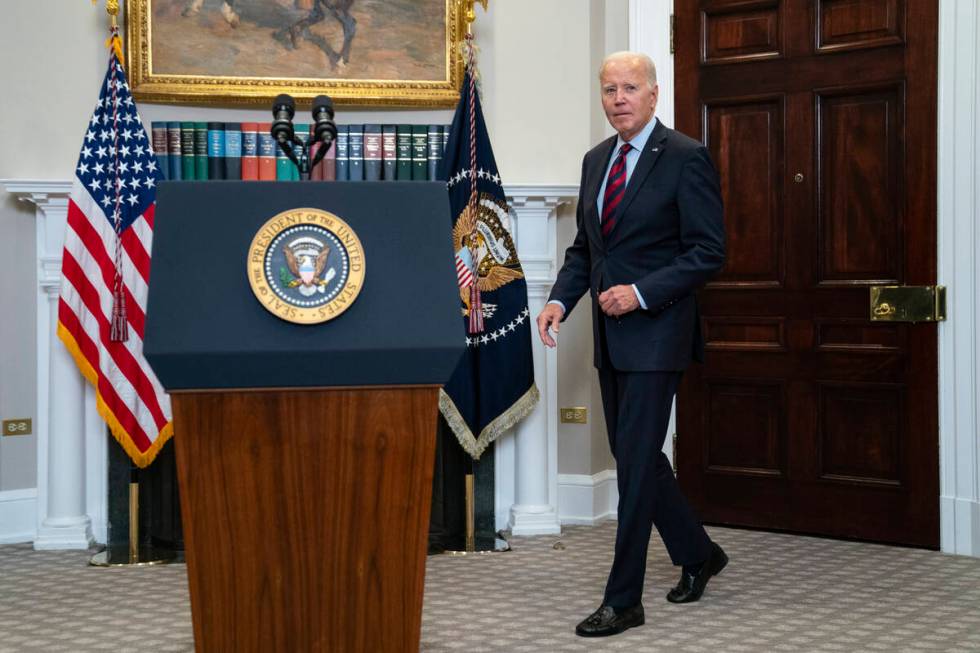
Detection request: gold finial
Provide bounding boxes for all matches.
[464,0,488,32]
[92,0,120,28]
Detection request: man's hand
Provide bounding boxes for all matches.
[598,285,640,317]
[536,303,565,348]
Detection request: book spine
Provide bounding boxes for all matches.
[428,125,443,181]
[292,124,309,181]
[151,122,169,181]
[276,139,293,181]
[335,125,349,181]
[224,122,242,180]
[167,122,182,181]
[381,125,396,181]
[348,124,364,181]
[257,123,276,181]
[207,122,225,180]
[195,122,209,180]
[323,140,337,181]
[310,139,323,181]
[396,125,412,180]
[411,125,428,180]
[363,124,382,181]
[443,123,451,153]
[181,121,196,180]
[241,122,259,181]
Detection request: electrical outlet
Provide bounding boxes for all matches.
[560,407,587,424]
[2,418,32,436]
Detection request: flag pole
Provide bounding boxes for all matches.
[443,0,509,556]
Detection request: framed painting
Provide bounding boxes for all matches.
[125,0,469,107]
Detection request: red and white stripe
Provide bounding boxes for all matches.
[455,253,474,288]
[59,179,171,458]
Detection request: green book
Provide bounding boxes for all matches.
[194,122,209,180]
[411,125,428,180]
[396,125,412,180]
[180,121,196,180]
[276,141,293,181]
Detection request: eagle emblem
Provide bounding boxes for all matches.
[452,193,524,319]
[280,236,336,297]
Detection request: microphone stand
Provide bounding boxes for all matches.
[277,137,311,181]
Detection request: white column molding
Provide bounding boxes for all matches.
[630,0,675,129]
[630,0,679,462]
[499,184,578,535]
[937,0,980,557]
[1,179,102,549]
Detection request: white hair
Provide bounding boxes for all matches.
[599,51,658,87]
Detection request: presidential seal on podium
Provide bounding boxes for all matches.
[247,208,365,324]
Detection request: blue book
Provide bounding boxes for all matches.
[166,121,182,181]
[207,122,226,180]
[335,125,349,181]
[224,123,242,180]
[151,122,169,181]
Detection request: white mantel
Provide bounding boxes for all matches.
[0,178,577,547]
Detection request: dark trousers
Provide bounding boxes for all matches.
[597,363,712,609]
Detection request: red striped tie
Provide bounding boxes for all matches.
[601,143,632,238]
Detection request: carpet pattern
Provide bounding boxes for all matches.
[1,522,979,652]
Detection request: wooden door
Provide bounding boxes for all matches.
[675,0,939,547]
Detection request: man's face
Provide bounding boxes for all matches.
[600,58,658,141]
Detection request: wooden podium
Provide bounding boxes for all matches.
[145,181,464,652]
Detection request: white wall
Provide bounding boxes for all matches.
[0,1,625,492]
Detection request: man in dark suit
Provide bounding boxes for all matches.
[536,51,727,638]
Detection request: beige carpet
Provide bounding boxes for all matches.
[2,522,979,652]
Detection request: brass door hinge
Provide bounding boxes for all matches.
[870,285,946,323]
[670,14,676,55]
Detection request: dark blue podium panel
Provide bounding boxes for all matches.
[144,181,464,390]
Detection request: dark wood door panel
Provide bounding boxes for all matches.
[817,84,905,284]
[704,97,786,286]
[702,1,783,64]
[816,0,905,52]
[676,0,938,547]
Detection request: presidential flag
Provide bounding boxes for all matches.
[58,51,172,467]
[438,70,539,459]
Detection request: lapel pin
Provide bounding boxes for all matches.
[652,147,659,152]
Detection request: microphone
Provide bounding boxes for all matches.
[311,95,337,147]
[310,94,338,170]
[270,93,296,145]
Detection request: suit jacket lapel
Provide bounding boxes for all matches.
[610,120,668,235]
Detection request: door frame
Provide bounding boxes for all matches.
[630,0,980,557]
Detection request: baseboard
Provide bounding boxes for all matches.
[557,470,618,526]
[0,488,37,544]
[941,495,980,556]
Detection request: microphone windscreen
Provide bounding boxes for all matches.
[273,93,295,119]
[312,95,334,119]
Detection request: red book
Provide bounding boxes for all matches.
[310,141,323,181]
[241,122,259,180]
[257,122,276,181]
[322,140,337,181]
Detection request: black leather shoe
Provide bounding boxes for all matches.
[666,541,728,604]
[575,603,645,637]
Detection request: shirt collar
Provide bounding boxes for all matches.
[617,116,658,154]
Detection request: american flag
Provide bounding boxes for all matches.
[58,53,172,467]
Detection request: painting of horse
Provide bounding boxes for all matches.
[146,0,448,82]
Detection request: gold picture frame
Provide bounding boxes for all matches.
[125,0,469,107]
